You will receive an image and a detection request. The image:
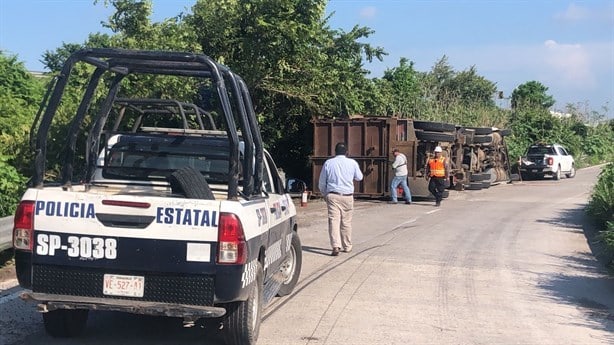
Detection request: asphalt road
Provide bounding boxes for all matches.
[1,165,613,344]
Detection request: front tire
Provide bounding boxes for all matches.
[223,263,263,345]
[43,309,89,338]
[277,232,302,297]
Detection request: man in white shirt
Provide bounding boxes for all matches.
[318,142,363,256]
[389,148,412,205]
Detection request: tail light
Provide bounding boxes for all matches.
[13,201,35,251]
[217,213,247,264]
[546,157,554,165]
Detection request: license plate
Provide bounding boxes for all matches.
[103,274,145,297]
[531,169,538,172]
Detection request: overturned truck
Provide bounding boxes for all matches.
[310,117,511,198]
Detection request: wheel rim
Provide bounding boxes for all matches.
[280,245,296,284]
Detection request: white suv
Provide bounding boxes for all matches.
[520,143,575,180]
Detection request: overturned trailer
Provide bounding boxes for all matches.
[310,117,512,199]
[311,117,447,198]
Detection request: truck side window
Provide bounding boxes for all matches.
[557,147,566,156]
[264,152,284,194]
[262,159,274,194]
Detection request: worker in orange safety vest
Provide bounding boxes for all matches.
[425,146,450,207]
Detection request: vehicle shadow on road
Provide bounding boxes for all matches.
[535,205,586,234]
[537,203,614,266]
[536,203,614,268]
[538,253,614,339]
[537,203,614,340]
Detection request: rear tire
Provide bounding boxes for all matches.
[565,165,576,178]
[223,263,263,345]
[277,232,302,296]
[553,166,561,180]
[43,309,89,338]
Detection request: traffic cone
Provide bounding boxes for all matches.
[301,189,309,207]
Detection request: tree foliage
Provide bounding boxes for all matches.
[511,80,555,109]
[587,163,614,260]
[185,0,386,177]
[0,53,45,216]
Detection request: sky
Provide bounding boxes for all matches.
[1,0,613,117]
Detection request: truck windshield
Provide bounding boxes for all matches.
[527,146,556,155]
[102,134,231,183]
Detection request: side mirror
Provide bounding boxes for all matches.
[285,178,307,194]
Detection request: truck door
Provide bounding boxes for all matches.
[557,146,572,171]
[261,153,292,283]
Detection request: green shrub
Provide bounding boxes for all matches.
[600,221,614,248]
[0,155,27,217]
[587,163,614,256]
[587,163,614,227]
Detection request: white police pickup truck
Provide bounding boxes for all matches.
[13,49,301,345]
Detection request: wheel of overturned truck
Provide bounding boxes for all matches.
[413,120,456,133]
[464,127,493,135]
[470,173,490,182]
[277,231,302,296]
[43,309,89,337]
[466,182,483,190]
[223,263,264,345]
[472,135,493,145]
[498,128,512,136]
[414,130,455,142]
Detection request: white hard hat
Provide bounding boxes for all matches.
[434,146,443,153]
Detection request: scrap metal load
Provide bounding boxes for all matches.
[310,117,511,198]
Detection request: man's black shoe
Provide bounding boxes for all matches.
[331,247,340,256]
[405,201,411,205]
[435,201,441,207]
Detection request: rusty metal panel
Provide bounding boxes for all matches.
[312,118,389,158]
[312,157,387,197]
[313,122,333,156]
[312,117,418,197]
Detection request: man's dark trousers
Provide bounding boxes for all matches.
[428,177,446,203]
